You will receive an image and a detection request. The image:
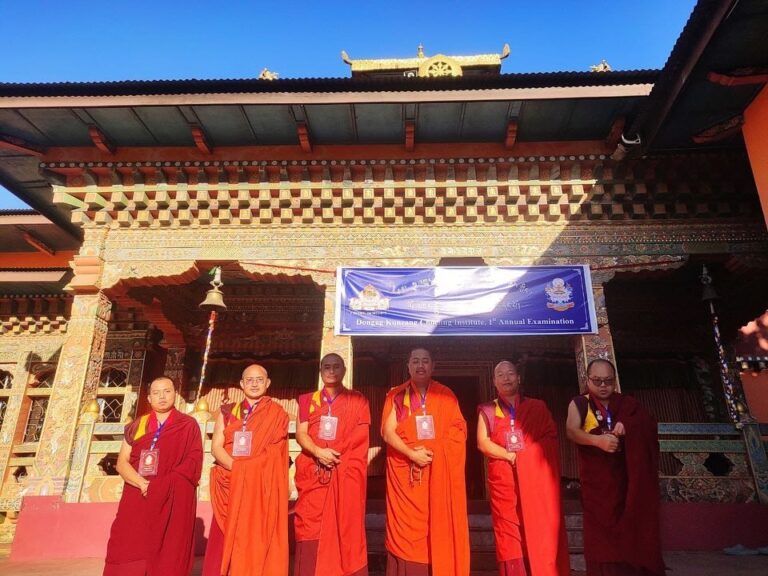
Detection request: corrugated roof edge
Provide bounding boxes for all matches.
[0,208,40,216]
[0,268,70,272]
[0,70,659,97]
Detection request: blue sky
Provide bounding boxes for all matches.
[0,0,697,209]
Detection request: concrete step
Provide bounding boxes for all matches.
[366,512,584,551]
[365,509,585,574]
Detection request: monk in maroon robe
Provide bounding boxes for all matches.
[477,361,570,576]
[566,359,664,576]
[104,376,203,576]
[294,353,370,576]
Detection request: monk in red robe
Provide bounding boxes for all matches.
[381,347,470,576]
[566,359,664,576]
[293,353,370,576]
[203,364,289,576]
[477,360,570,576]
[104,376,203,576]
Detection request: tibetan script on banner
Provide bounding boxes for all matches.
[335,266,597,336]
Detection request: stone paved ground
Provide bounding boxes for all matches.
[0,552,766,576]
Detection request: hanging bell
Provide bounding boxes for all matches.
[199,286,227,311]
[199,266,227,311]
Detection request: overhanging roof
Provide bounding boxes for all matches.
[0,211,80,251]
[629,0,768,153]
[0,70,656,230]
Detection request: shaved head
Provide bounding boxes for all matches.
[493,360,518,375]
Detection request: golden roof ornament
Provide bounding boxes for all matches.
[341,43,510,78]
[259,67,279,80]
[590,59,613,72]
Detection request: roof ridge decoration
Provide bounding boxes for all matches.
[341,44,511,77]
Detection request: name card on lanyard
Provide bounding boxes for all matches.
[139,418,167,476]
[233,401,256,457]
[414,386,435,440]
[501,399,525,452]
[591,396,613,433]
[318,389,339,441]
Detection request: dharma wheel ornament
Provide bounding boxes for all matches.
[195,267,227,412]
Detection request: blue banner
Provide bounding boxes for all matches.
[335,266,597,336]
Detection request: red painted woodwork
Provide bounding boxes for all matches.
[88,125,115,155]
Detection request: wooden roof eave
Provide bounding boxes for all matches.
[0,84,654,109]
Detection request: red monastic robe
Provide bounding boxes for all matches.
[479,397,570,576]
[104,408,203,576]
[573,393,665,576]
[382,380,470,576]
[293,387,371,576]
[206,397,289,576]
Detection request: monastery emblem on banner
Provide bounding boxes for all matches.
[544,278,575,311]
[350,284,390,311]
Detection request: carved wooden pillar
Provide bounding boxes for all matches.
[0,344,34,540]
[319,285,353,389]
[26,291,111,496]
[62,401,100,503]
[574,272,621,393]
[26,228,112,496]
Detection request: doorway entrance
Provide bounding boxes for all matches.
[438,374,486,500]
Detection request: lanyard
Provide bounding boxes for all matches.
[150,419,167,450]
[241,400,257,431]
[414,386,428,415]
[589,395,612,430]
[500,397,517,428]
[322,388,338,416]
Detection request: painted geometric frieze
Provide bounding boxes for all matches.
[93,224,767,267]
[44,154,764,233]
[0,296,72,336]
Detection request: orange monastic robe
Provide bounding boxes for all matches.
[210,397,289,576]
[382,380,470,576]
[294,387,371,576]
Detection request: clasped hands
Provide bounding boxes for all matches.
[597,421,626,453]
[315,446,341,468]
[409,445,433,468]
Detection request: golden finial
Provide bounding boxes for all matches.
[259,67,279,80]
[590,59,612,72]
[85,399,100,415]
[194,398,209,413]
[417,44,425,58]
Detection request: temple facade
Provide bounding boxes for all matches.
[1,0,767,558]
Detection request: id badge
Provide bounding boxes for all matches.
[415,414,435,440]
[232,431,253,457]
[139,449,159,476]
[505,430,525,452]
[318,415,338,441]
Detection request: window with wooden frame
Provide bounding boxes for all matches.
[97,366,130,423]
[22,365,56,444]
[0,368,11,431]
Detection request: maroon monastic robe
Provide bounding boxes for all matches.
[104,408,203,576]
[573,393,665,576]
